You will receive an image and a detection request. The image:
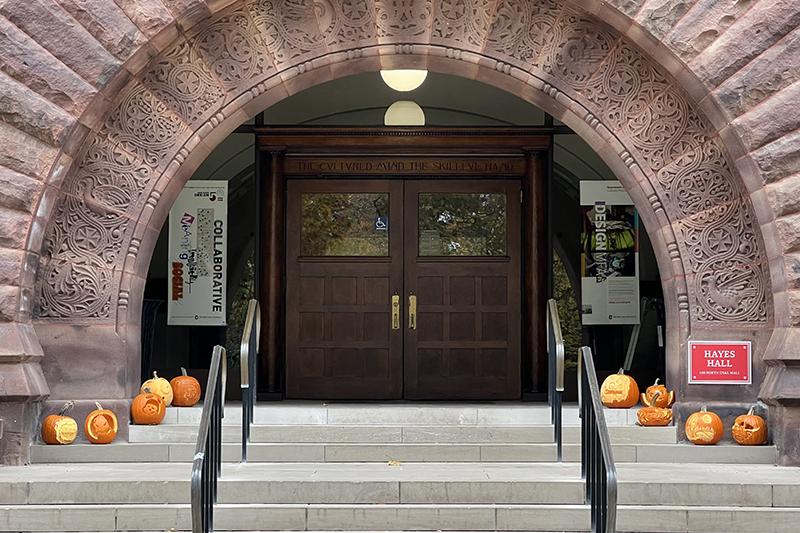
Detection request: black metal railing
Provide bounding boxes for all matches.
[240,299,261,463]
[191,345,227,533]
[546,298,565,462]
[578,346,618,533]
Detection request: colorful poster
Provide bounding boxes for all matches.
[168,181,228,326]
[688,341,751,385]
[580,181,640,325]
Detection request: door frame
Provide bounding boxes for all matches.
[257,127,551,399]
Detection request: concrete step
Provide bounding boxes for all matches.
[160,402,640,427]
[127,423,679,444]
[5,462,798,507]
[30,441,777,464]
[2,503,800,532]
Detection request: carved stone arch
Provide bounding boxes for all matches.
[31,0,771,448]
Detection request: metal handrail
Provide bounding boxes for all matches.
[546,298,565,461]
[240,299,261,462]
[191,345,227,533]
[578,346,618,533]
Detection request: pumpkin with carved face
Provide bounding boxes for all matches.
[731,407,768,446]
[131,390,166,425]
[41,401,78,445]
[85,402,118,444]
[600,369,639,408]
[685,406,723,445]
[170,367,201,407]
[141,372,173,407]
[640,378,674,408]
[636,392,673,426]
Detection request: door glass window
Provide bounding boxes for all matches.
[301,193,390,256]
[418,193,507,256]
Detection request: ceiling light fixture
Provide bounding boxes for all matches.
[380,69,428,92]
[384,101,425,126]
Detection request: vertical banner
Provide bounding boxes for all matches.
[168,181,228,326]
[580,181,640,325]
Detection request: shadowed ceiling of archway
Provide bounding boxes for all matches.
[33,0,769,327]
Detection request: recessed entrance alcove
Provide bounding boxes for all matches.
[141,72,665,402]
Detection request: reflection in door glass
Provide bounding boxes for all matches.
[301,193,390,256]
[418,193,507,256]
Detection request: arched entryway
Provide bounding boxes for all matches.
[1,0,796,464]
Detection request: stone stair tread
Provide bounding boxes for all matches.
[4,503,800,532]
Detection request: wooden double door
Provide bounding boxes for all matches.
[285,178,522,400]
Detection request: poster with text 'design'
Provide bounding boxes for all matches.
[580,181,640,325]
[168,181,227,326]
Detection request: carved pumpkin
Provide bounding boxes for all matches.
[41,401,78,445]
[131,389,166,425]
[600,369,640,408]
[640,378,674,408]
[141,371,173,406]
[84,402,118,444]
[685,406,724,445]
[636,392,673,426]
[170,367,201,407]
[731,407,768,446]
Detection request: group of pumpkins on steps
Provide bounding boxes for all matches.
[600,369,768,446]
[41,369,201,445]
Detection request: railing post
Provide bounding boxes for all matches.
[579,346,617,533]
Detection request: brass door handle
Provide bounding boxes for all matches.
[408,293,417,330]
[391,294,400,330]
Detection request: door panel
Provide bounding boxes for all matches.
[285,180,404,399]
[285,178,522,400]
[403,180,522,400]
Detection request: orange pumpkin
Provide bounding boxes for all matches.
[141,371,173,406]
[131,389,166,425]
[600,369,640,408]
[640,378,674,408]
[636,392,673,426]
[41,401,78,445]
[85,402,118,444]
[731,407,768,446]
[685,406,724,445]
[170,367,201,407]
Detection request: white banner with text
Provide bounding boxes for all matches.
[167,181,228,326]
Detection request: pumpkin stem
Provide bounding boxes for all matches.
[181,367,187,376]
[153,371,159,378]
[95,402,103,411]
[59,400,75,416]
[654,378,660,386]
[617,368,625,375]
[747,406,756,416]
[652,390,661,402]
[701,405,708,413]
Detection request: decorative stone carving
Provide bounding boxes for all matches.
[35,0,769,328]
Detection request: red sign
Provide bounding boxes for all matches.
[688,341,751,385]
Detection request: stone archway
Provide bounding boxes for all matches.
[1,0,797,464]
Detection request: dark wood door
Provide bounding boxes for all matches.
[404,180,522,400]
[285,179,521,399]
[285,180,404,399]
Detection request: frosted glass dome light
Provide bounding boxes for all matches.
[384,101,425,126]
[380,69,428,91]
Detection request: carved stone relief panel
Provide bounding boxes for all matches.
[431,0,498,50]
[192,9,276,91]
[484,0,561,69]
[38,134,156,319]
[142,37,226,128]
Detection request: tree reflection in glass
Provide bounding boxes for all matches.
[419,193,507,256]
[301,193,390,256]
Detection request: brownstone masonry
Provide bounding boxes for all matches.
[0,0,798,464]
